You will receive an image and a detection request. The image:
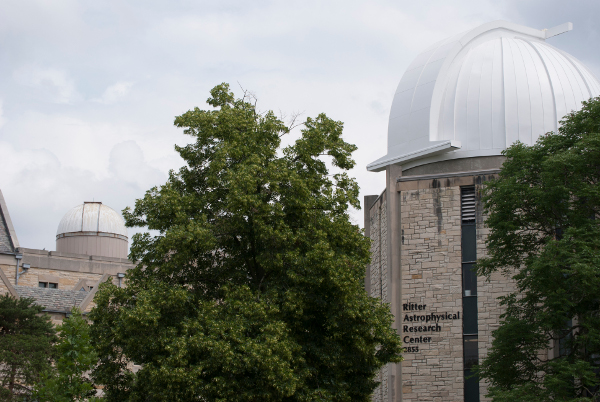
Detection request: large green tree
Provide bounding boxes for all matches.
[477,97,600,401]
[90,83,402,401]
[0,294,56,401]
[34,308,99,401]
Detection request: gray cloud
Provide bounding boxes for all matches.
[0,0,597,252]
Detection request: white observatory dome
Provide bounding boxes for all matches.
[367,21,600,172]
[56,202,128,259]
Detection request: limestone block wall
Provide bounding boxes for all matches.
[474,184,516,401]
[395,175,516,402]
[0,264,108,289]
[0,248,131,290]
[0,248,132,322]
[0,263,13,296]
[368,191,390,402]
[399,182,464,401]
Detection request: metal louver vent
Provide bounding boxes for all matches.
[461,187,476,223]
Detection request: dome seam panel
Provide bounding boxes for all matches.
[453,49,471,142]
[513,39,534,145]
[556,49,594,99]
[519,39,550,138]
[473,44,486,151]
[527,41,558,134]
[499,38,506,149]
[538,43,578,119]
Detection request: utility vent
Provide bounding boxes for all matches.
[461,187,476,223]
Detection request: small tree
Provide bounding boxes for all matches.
[34,308,98,401]
[0,294,56,401]
[90,83,402,401]
[477,97,600,401]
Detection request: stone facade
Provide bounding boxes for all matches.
[399,180,464,402]
[368,191,390,402]
[0,247,132,322]
[475,183,517,399]
[366,163,517,402]
[0,248,130,289]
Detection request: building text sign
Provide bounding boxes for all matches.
[402,302,460,353]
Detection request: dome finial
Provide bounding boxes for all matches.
[543,22,572,39]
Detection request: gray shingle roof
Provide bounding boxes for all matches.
[15,286,88,313]
[0,189,18,253]
[0,208,14,254]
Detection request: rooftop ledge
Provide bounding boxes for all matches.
[367,140,461,172]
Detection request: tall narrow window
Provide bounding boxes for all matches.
[461,186,480,402]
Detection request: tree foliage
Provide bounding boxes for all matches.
[0,294,56,401]
[478,97,600,401]
[90,83,402,401]
[34,308,99,401]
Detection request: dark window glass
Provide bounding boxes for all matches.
[463,263,477,296]
[464,368,480,402]
[38,282,47,288]
[463,335,478,368]
[461,186,480,398]
[555,226,563,241]
[463,296,478,334]
[48,283,58,289]
[559,319,573,357]
[462,224,476,262]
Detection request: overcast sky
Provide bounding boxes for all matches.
[1,0,599,251]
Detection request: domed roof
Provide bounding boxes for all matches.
[367,21,600,172]
[56,202,128,238]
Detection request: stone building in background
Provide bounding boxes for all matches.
[364,21,600,402]
[0,189,133,324]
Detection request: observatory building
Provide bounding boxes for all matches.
[56,202,129,259]
[364,21,600,402]
[0,193,133,323]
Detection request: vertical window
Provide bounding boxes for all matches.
[461,186,480,402]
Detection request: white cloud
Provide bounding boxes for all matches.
[0,100,6,130]
[13,65,81,104]
[108,140,166,190]
[0,0,598,251]
[0,139,167,251]
[94,81,134,104]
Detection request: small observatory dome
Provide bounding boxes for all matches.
[56,202,128,259]
[367,21,600,172]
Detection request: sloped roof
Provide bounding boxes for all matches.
[15,286,88,313]
[0,209,14,254]
[0,189,19,253]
